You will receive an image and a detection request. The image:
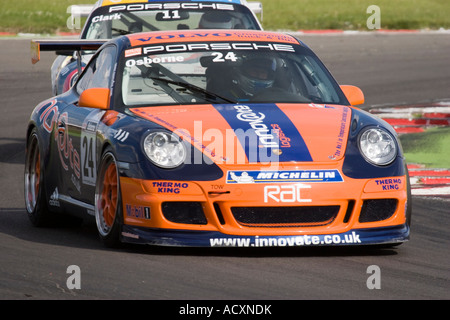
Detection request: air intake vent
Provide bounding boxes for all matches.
[359,199,397,222]
[231,206,339,228]
[162,202,207,225]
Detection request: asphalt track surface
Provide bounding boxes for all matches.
[0,33,449,301]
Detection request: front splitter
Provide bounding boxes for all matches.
[120,224,409,248]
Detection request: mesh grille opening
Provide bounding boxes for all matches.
[162,202,207,225]
[231,206,340,228]
[359,199,398,223]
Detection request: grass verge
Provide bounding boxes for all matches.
[260,0,450,31]
[0,0,94,34]
[0,0,449,34]
[400,127,450,168]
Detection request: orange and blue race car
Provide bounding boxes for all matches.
[27,29,411,248]
[51,0,263,95]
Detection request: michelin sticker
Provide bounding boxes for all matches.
[227,170,343,184]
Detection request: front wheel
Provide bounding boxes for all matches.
[24,128,51,226]
[95,148,122,247]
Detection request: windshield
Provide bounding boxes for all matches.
[83,3,260,39]
[119,41,348,107]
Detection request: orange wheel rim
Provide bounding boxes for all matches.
[100,162,118,228]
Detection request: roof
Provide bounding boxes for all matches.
[85,0,263,20]
[98,0,246,7]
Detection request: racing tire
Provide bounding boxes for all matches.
[95,147,123,247]
[24,128,51,226]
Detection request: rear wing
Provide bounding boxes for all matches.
[31,39,107,64]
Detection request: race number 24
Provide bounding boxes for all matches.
[81,133,96,186]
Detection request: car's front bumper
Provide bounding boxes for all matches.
[118,169,410,247]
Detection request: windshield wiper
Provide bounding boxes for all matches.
[111,27,131,35]
[149,76,238,104]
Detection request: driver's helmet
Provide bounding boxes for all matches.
[236,56,277,96]
[198,12,233,29]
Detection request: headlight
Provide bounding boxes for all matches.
[359,127,397,165]
[143,131,186,168]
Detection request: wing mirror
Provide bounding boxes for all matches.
[340,85,364,106]
[78,88,110,109]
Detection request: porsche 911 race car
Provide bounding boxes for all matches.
[51,0,263,95]
[27,29,411,248]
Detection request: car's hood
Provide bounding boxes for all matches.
[130,103,351,164]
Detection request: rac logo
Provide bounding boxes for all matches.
[264,184,311,203]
